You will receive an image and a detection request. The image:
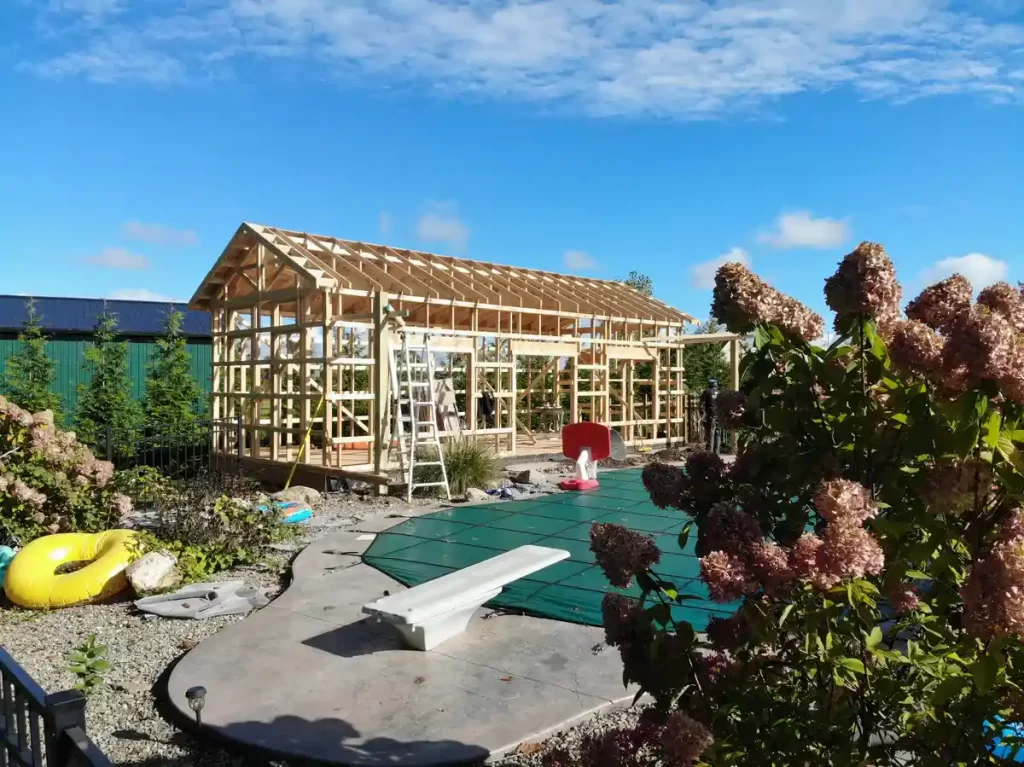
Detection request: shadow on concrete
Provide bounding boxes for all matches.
[300,619,401,659]
[116,713,490,767]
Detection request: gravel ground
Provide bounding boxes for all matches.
[0,459,667,766]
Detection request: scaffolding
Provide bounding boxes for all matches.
[188,222,743,486]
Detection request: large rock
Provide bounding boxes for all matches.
[464,488,490,502]
[273,485,322,505]
[514,469,549,486]
[127,551,181,595]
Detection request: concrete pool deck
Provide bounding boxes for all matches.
[166,520,637,766]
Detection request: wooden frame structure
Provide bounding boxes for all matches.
[189,222,743,484]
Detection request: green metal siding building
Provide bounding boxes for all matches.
[0,296,211,419]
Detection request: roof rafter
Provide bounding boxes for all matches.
[190,223,697,326]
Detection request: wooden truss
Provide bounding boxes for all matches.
[190,222,743,484]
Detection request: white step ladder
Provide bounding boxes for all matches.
[389,332,451,503]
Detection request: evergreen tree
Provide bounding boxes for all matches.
[683,318,729,392]
[76,311,141,454]
[143,310,203,435]
[623,270,654,297]
[3,298,61,418]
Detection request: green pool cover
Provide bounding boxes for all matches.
[362,468,740,631]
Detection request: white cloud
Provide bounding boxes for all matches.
[84,247,150,270]
[107,288,181,302]
[416,203,469,252]
[378,211,393,238]
[758,211,851,249]
[922,253,1009,291]
[17,0,1024,118]
[691,247,750,290]
[563,249,596,272]
[121,220,198,246]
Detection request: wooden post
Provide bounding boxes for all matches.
[730,337,741,452]
[322,291,333,467]
[372,290,391,492]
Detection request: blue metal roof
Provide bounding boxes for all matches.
[0,295,211,338]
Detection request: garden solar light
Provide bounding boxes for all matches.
[185,686,207,725]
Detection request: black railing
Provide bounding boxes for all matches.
[0,647,112,767]
[102,417,244,480]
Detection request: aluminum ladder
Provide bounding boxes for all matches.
[389,332,451,503]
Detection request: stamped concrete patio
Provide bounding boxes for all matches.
[166,517,637,765]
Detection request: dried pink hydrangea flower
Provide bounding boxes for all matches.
[700,549,755,602]
[962,514,1024,640]
[642,462,686,510]
[663,711,714,765]
[889,319,944,376]
[703,502,763,555]
[906,274,972,334]
[11,479,47,508]
[749,540,794,595]
[789,533,824,580]
[111,493,133,518]
[824,242,902,333]
[601,593,649,647]
[978,282,1024,332]
[590,523,661,589]
[813,520,885,590]
[813,479,877,525]
[712,262,824,341]
[921,459,994,516]
[886,582,920,614]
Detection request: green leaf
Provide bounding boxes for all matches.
[677,520,693,552]
[973,652,1000,695]
[838,658,866,674]
[866,627,883,650]
[984,410,1002,449]
[997,434,1024,474]
[779,603,795,627]
[931,675,970,706]
[754,325,770,349]
[952,420,981,459]
[905,570,930,580]
[646,602,672,627]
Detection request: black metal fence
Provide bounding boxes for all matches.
[101,417,244,481]
[0,648,112,767]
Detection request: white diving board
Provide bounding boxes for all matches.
[363,545,570,651]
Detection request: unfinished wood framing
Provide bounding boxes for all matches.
[190,222,744,482]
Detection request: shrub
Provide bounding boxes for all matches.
[114,466,175,508]
[0,395,132,542]
[143,310,204,440]
[76,311,142,456]
[568,244,1024,765]
[410,439,498,497]
[441,438,498,496]
[131,472,293,582]
[3,298,61,421]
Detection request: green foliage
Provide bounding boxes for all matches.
[683,318,729,392]
[623,271,654,297]
[114,466,174,508]
[76,311,142,455]
[592,304,1024,765]
[3,298,61,420]
[0,396,129,543]
[130,472,292,583]
[441,438,498,496]
[67,634,111,695]
[410,439,499,497]
[143,311,203,437]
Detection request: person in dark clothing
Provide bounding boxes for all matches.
[700,378,720,453]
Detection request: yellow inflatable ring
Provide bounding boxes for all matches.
[4,530,137,609]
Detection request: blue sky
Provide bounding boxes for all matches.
[1,0,1022,329]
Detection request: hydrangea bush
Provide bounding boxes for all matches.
[0,395,132,542]
[559,243,1024,765]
